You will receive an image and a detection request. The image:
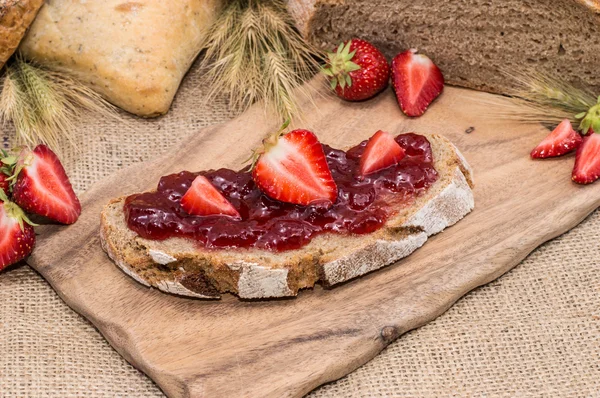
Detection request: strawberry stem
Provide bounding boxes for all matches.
[321,40,361,91]
[0,189,38,229]
[246,119,292,170]
[280,118,291,132]
[578,97,600,135]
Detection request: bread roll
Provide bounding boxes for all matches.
[20,0,223,117]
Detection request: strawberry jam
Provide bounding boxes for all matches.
[124,133,438,252]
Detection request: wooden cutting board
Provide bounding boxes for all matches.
[29,82,600,397]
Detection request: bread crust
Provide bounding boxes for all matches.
[0,0,44,68]
[100,134,474,299]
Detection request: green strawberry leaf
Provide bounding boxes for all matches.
[1,156,17,165]
[341,41,352,59]
[321,68,333,77]
[578,102,600,134]
[330,76,337,90]
[346,61,361,72]
[346,49,356,62]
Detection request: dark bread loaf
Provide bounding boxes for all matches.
[0,0,43,68]
[287,0,600,95]
[100,133,474,299]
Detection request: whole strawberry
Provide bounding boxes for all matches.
[322,39,390,101]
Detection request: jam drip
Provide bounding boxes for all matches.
[124,133,438,252]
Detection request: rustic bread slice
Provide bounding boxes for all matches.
[100,133,474,299]
[286,0,600,96]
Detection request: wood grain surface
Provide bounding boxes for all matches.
[27,82,600,397]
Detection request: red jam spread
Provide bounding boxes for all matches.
[124,133,438,252]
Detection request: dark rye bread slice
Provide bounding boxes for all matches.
[100,134,474,299]
[286,0,600,96]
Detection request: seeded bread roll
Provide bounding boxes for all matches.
[286,0,600,95]
[0,0,43,69]
[19,0,223,117]
[100,133,474,299]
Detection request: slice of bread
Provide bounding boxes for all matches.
[100,134,474,299]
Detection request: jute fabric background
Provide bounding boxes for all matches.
[0,60,599,397]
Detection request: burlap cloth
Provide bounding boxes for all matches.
[1,59,599,397]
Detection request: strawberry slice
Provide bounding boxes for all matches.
[253,129,338,206]
[391,49,444,117]
[359,130,405,176]
[181,175,241,219]
[0,192,36,271]
[12,145,81,224]
[572,133,600,184]
[530,119,582,158]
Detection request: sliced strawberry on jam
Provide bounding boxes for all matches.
[252,128,338,206]
[181,175,241,219]
[572,132,600,184]
[359,130,406,176]
[531,119,582,158]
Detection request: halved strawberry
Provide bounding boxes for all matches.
[181,175,241,219]
[0,191,36,271]
[359,130,405,176]
[572,133,600,184]
[12,145,81,224]
[391,49,444,117]
[252,129,338,206]
[530,119,582,158]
